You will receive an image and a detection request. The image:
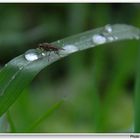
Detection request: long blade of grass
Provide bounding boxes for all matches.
[0,114,9,132]
[0,24,139,117]
[27,100,64,132]
[6,110,16,132]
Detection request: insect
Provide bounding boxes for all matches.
[38,42,64,60]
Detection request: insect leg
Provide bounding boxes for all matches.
[47,51,51,62]
[54,50,60,56]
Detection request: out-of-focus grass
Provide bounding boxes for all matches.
[0,4,139,132]
[134,47,140,133]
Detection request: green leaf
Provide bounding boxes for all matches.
[0,24,139,117]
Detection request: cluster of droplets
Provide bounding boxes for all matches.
[24,44,78,62]
[24,25,113,62]
[92,24,140,45]
[24,24,140,62]
[92,24,118,45]
[23,25,115,62]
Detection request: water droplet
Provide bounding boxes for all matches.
[5,64,8,67]
[41,52,46,56]
[107,36,114,41]
[134,35,140,40]
[92,34,106,45]
[57,40,61,43]
[24,50,39,61]
[114,36,118,40]
[104,24,112,33]
[62,44,78,53]
[19,66,23,70]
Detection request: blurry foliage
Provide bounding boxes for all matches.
[0,3,139,132]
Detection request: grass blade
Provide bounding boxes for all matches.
[27,100,64,132]
[6,110,16,132]
[0,24,139,117]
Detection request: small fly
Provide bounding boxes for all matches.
[38,42,64,60]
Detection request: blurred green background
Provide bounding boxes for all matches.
[0,3,140,133]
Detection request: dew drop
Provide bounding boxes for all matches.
[114,36,118,40]
[5,64,8,67]
[134,35,140,40]
[24,50,39,61]
[19,66,23,70]
[104,24,112,33]
[107,36,114,41]
[92,34,106,45]
[62,44,78,53]
[57,40,61,43]
[41,52,46,56]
